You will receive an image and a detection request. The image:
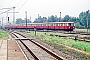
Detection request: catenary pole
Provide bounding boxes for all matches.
[25,11,27,31]
[13,7,15,24]
[60,12,61,22]
[86,10,89,35]
[2,17,3,29]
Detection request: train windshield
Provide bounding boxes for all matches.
[68,23,74,26]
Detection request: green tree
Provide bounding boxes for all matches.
[79,12,86,28]
[32,10,90,29]
[62,15,71,22]
[16,18,31,24]
[87,11,90,28]
[48,15,58,22]
[34,16,47,23]
[16,18,22,24]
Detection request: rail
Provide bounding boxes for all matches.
[12,31,66,60]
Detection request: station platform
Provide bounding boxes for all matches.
[0,40,26,60]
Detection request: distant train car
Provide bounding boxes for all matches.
[5,22,75,31]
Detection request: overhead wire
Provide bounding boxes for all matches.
[15,0,22,8]
[0,0,28,15]
[17,0,28,12]
[0,7,13,15]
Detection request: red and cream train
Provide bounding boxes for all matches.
[5,22,75,31]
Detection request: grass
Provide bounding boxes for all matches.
[72,42,90,52]
[0,30,9,39]
[75,28,90,32]
[25,31,90,51]
[24,31,90,57]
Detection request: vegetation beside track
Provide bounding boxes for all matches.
[24,31,90,57]
[75,28,90,32]
[0,30,8,39]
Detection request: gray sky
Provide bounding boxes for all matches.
[0,0,90,23]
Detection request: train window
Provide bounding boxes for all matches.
[39,24,41,26]
[38,24,40,26]
[45,24,46,26]
[64,23,67,26]
[58,23,60,26]
[53,24,55,26]
[36,24,37,26]
[32,24,34,26]
[38,24,39,26]
[48,24,50,26]
[33,24,35,26]
[61,23,63,26]
[51,24,53,26]
[59,23,61,26]
[68,23,71,26]
[54,23,56,26]
[46,24,48,26]
[29,24,31,26]
[54,24,55,26]
[48,24,52,26]
[56,23,58,26]
[37,24,39,26]
[31,24,33,26]
[71,23,74,26]
[43,24,46,26]
[41,24,42,26]
[68,23,74,26]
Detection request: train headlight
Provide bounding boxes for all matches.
[69,27,70,28]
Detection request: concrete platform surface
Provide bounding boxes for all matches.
[0,40,26,60]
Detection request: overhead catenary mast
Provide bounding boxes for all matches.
[0,7,19,25]
[2,17,3,28]
[25,11,27,31]
[13,7,15,24]
[38,14,39,20]
[86,10,89,35]
[60,12,61,22]
[30,16,31,22]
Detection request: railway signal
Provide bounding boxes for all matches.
[0,7,19,25]
[8,17,9,23]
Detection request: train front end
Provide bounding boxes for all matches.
[67,22,75,31]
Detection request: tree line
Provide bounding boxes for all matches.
[16,10,90,29]
[16,18,31,24]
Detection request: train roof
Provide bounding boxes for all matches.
[27,22,74,24]
[6,22,74,26]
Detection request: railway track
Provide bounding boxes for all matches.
[49,33,90,42]
[37,30,90,35]
[36,30,90,42]
[10,31,66,60]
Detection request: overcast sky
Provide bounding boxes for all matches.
[0,0,90,23]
